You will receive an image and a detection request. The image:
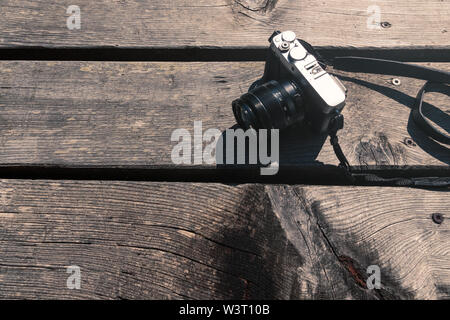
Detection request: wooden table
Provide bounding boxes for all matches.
[0,0,449,299]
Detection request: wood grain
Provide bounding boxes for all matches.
[0,61,448,176]
[0,0,449,49]
[269,185,450,299]
[0,180,447,299]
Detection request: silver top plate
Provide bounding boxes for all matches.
[271,31,347,109]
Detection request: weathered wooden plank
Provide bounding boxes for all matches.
[267,185,450,299]
[0,0,449,49]
[0,180,447,299]
[0,61,448,175]
[0,180,356,299]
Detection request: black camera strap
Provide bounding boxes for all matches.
[321,55,450,187]
[332,57,450,145]
[333,57,450,84]
[273,36,448,186]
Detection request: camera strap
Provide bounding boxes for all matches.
[299,41,449,142]
[302,47,450,187]
[332,57,450,145]
[274,36,448,186]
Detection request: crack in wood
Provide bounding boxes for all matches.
[265,185,380,299]
[233,0,278,14]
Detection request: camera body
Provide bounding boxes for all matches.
[232,31,347,134]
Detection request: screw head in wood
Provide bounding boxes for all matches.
[392,78,401,86]
[432,213,444,224]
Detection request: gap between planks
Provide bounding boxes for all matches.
[1,47,450,62]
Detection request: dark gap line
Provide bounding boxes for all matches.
[0,47,450,62]
[0,166,447,188]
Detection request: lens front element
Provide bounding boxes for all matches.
[232,80,305,130]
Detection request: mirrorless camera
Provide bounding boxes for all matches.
[232,30,347,134]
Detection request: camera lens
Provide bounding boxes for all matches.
[237,102,256,129]
[232,80,305,130]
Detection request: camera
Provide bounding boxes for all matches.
[232,31,347,134]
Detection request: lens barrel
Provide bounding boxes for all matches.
[232,80,305,130]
